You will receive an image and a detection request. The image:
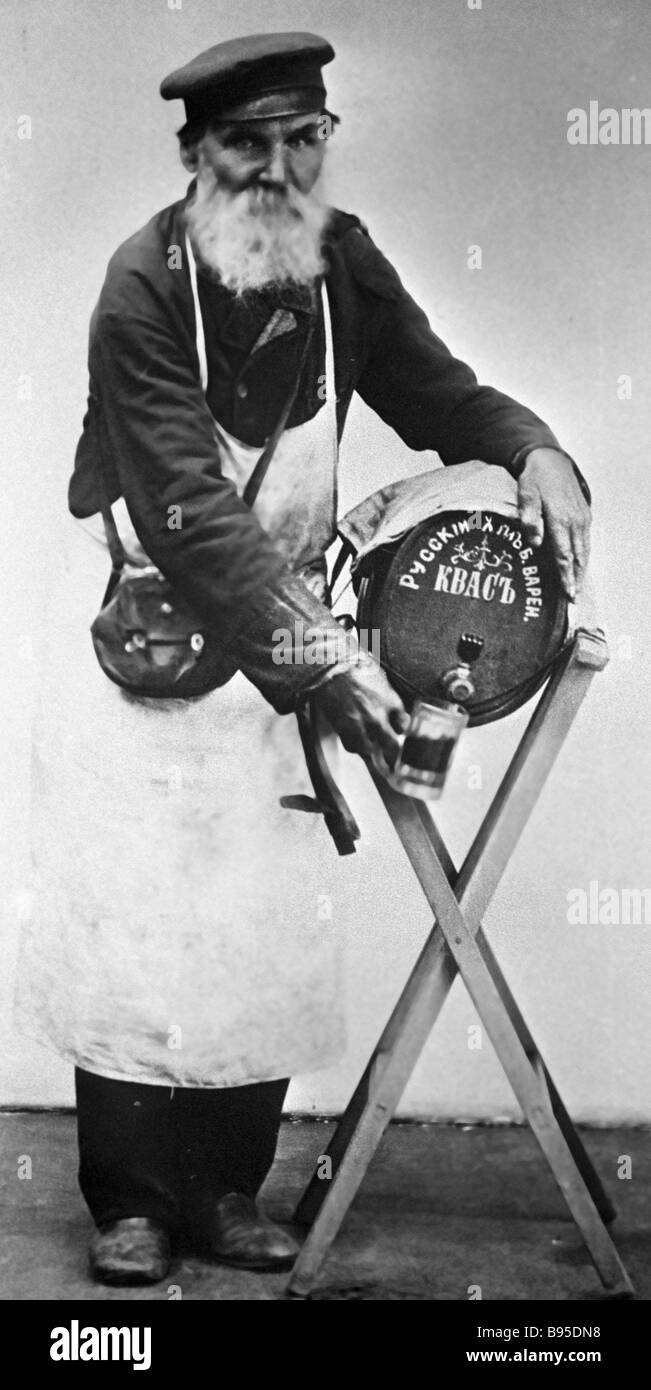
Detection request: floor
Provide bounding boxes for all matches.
[1,1113,649,1300]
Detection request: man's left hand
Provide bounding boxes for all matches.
[517,447,591,601]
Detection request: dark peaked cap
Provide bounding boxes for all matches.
[160,32,335,125]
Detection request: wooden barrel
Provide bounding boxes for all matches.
[355,507,567,725]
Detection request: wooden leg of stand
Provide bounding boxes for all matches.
[293,928,456,1231]
[288,632,629,1297]
[415,807,616,1223]
[475,928,616,1223]
[378,812,632,1298]
[295,641,611,1226]
[457,630,608,927]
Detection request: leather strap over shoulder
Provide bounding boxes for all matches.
[95,405,128,575]
[242,319,315,507]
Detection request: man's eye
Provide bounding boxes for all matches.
[288,132,316,150]
[227,135,259,154]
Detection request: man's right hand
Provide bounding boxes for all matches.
[312,656,409,768]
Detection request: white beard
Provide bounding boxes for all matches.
[185,165,330,295]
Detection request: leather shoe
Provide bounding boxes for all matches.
[193,1192,299,1271]
[89,1217,171,1286]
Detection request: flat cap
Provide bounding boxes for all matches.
[160,31,335,124]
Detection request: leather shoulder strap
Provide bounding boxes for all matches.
[242,319,314,508]
[95,406,127,573]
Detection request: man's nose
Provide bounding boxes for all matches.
[258,141,288,187]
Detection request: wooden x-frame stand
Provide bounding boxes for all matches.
[286,628,634,1299]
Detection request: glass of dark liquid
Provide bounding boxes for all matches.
[383,698,469,800]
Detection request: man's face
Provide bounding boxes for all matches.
[184,110,330,294]
[199,112,327,196]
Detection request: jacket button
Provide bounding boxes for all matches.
[236,381,248,399]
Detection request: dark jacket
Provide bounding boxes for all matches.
[69,194,582,711]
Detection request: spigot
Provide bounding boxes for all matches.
[440,632,484,703]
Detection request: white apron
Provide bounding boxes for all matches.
[15,275,347,1089]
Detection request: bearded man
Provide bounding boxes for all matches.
[17,32,591,1286]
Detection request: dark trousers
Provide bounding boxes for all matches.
[75,1067,289,1230]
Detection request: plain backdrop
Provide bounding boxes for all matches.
[2,0,650,1120]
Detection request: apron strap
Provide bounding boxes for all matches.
[320,279,335,409]
[186,232,209,392]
